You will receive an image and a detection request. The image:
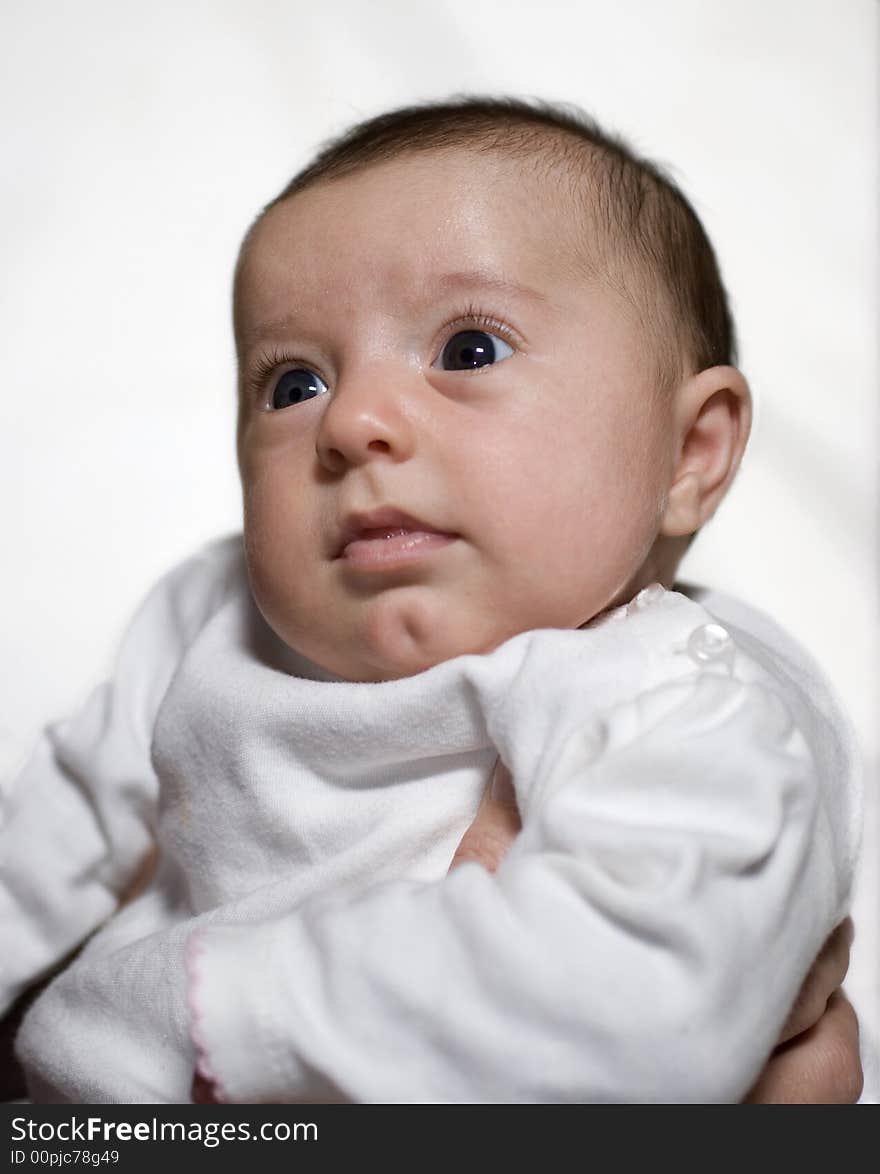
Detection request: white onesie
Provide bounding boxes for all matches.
[0,534,864,1103]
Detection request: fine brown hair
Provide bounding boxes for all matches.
[235,94,738,399]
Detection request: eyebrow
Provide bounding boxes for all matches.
[432,270,550,305]
[241,269,550,350]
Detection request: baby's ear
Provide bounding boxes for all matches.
[660,365,752,537]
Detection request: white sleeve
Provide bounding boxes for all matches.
[186,616,855,1104]
[0,535,241,1014]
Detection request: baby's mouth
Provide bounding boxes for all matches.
[335,507,458,565]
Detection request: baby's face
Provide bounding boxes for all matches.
[235,148,677,681]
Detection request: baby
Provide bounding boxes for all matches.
[1,96,864,1103]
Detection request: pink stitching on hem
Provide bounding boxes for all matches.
[185,929,231,1104]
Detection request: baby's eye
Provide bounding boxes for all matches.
[436,329,514,372]
[270,368,329,410]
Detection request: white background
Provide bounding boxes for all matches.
[2,0,877,1062]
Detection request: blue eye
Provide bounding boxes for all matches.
[438,330,514,371]
[271,368,328,410]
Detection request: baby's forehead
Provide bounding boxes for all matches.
[240,147,609,304]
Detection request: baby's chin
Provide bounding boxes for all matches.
[260,577,617,683]
[300,624,505,684]
[279,603,528,684]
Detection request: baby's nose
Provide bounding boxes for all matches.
[314,363,418,472]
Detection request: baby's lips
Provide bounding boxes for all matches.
[335,505,454,557]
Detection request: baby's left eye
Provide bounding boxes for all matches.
[435,330,514,372]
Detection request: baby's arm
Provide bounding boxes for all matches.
[452,765,863,1104]
[0,538,237,1015]
[185,604,856,1103]
[188,774,860,1107]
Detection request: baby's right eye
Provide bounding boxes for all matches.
[270,368,329,410]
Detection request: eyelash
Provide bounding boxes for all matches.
[439,302,519,356]
[245,303,519,400]
[247,346,303,398]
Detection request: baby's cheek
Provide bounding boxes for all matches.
[244,553,320,668]
[241,450,307,549]
[243,495,306,615]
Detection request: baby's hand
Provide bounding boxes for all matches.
[448,759,520,875]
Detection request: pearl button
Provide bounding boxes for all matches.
[687,622,735,669]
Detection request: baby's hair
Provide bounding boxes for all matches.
[235,94,738,399]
